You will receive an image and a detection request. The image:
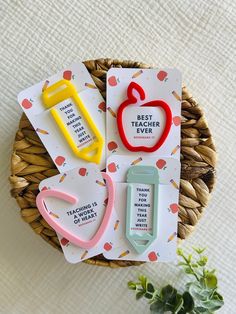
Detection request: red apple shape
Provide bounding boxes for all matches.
[157,71,168,81]
[156,159,166,169]
[41,186,48,191]
[108,162,117,173]
[170,203,179,214]
[108,76,117,86]
[55,156,65,166]
[61,238,69,246]
[173,116,181,126]
[104,242,112,251]
[148,251,158,262]
[98,102,106,112]
[78,168,87,176]
[22,99,32,109]
[117,82,172,153]
[107,141,118,151]
[63,70,72,80]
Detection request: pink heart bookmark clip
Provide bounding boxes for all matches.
[36,173,114,249]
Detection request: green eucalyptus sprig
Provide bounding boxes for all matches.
[128,248,224,314]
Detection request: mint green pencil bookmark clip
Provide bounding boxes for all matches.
[126,166,159,254]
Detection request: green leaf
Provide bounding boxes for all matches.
[197,256,208,267]
[182,291,194,312]
[200,299,224,311]
[147,282,155,293]
[127,281,136,290]
[189,282,207,300]
[163,303,175,311]
[205,273,218,289]
[173,293,184,313]
[184,268,194,275]
[193,247,206,255]
[185,282,193,290]
[194,306,212,313]
[187,254,192,262]
[150,300,165,313]
[161,285,177,302]
[177,248,184,256]
[138,275,147,289]
[212,291,224,301]
[136,291,144,300]
[144,292,153,300]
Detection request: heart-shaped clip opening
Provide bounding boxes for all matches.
[36,173,114,249]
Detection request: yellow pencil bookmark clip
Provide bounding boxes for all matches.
[42,80,104,164]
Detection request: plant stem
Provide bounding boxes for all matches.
[181,254,200,282]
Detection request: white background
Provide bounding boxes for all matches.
[0,0,235,313]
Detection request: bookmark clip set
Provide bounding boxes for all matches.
[39,79,169,255]
[18,65,181,263]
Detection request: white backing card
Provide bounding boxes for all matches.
[103,156,180,262]
[38,164,118,263]
[18,63,106,172]
[106,68,182,159]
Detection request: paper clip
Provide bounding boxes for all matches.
[126,166,159,254]
[117,82,172,152]
[36,173,115,249]
[42,79,104,164]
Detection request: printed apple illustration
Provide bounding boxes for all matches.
[78,167,87,176]
[22,99,32,109]
[148,251,158,262]
[55,156,65,166]
[60,238,69,246]
[117,82,172,153]
[107,162,117,173]
[41,186,48,191]
[104,242,112,251]
[169,203,179,214]
[156,159,166,169]
[157,70,168,81]
[98,102,106,112]
[173,116,181,126]
[107,141,118,151]
[63,70,72,80]
[108,76,118,86]
[103,198,108,206]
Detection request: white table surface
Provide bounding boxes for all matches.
[0,0,235,313]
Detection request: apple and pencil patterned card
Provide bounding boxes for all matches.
[106,68,182,159]
[103,156,180,262]
[38,164,119,263]
[18,65,182,264]
[18,63,106,171]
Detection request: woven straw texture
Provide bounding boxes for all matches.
[9,58,217,268]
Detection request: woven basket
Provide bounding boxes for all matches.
[9,58,217,268]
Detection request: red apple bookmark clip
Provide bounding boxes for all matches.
[117,82,172,152]
[36,173,114,249]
